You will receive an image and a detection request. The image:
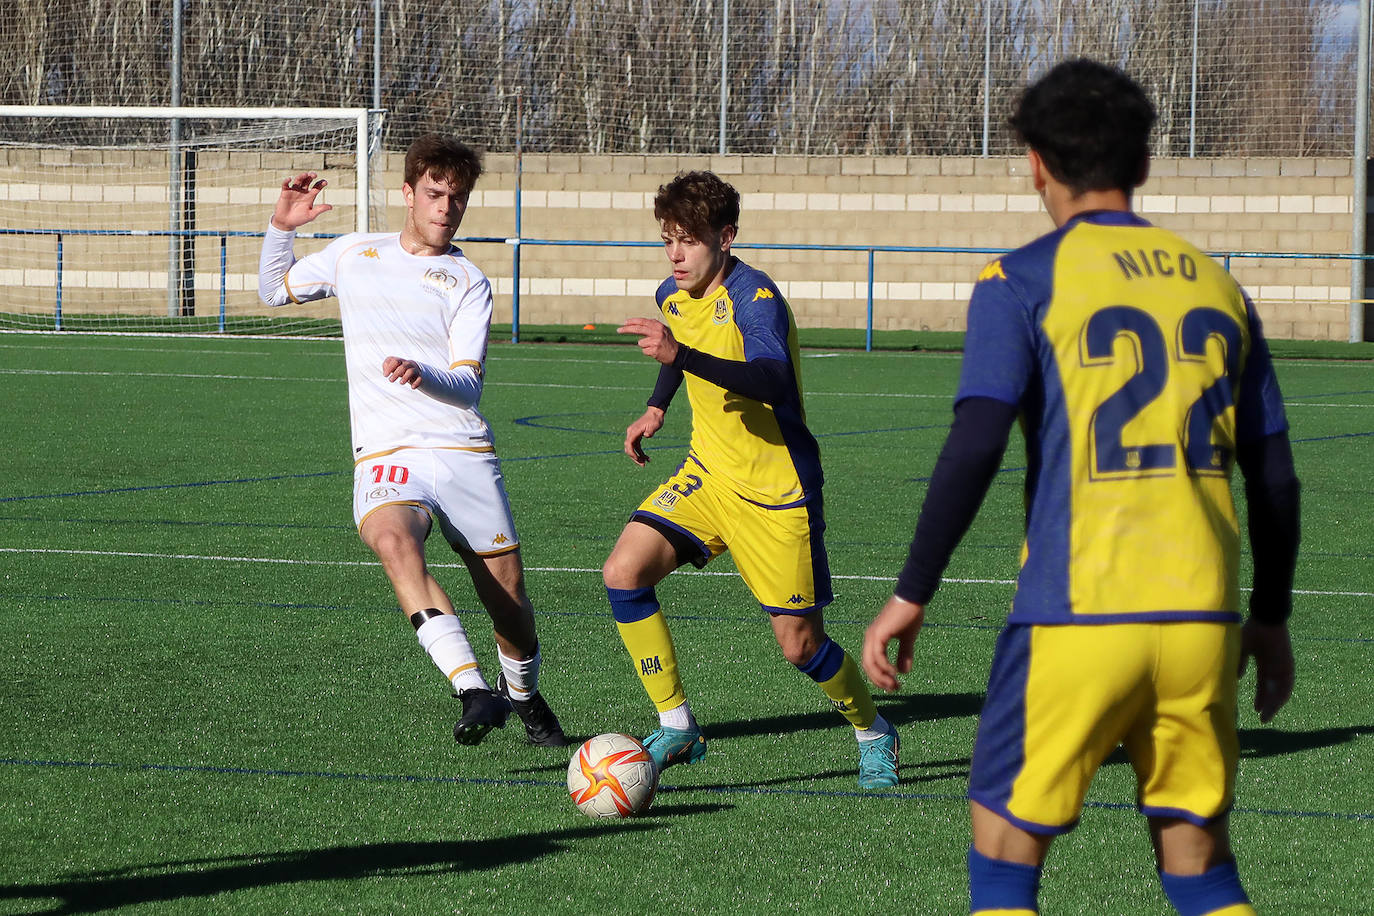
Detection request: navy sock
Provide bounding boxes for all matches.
[1159,861,1250,916]
[968,845,1040,913]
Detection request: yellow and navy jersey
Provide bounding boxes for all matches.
[959,211,1289,624]
[656,260,821,507]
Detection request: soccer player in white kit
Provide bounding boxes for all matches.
[258,135,566,748]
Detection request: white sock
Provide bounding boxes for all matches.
[416,613,487,693]
[855,713,893,742]
[497,645,541,700]
[658,701,697,731]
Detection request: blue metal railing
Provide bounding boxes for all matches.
[1,228,1368,348]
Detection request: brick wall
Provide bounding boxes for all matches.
[0,149,1359,339]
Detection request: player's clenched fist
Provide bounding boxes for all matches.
[382,356,423,388]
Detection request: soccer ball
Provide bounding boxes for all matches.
[567,732,658,818]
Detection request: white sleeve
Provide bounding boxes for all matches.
[439,270,494,392]
[447,272,494,368]
[257,223,338,307]
[414,362,483,408]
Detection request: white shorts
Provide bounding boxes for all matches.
[352,447,520,556]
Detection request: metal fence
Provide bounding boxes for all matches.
[1,0,1367,158]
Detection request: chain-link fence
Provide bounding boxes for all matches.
[1,0,1364,156]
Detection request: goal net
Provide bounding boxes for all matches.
[0,106,384,336]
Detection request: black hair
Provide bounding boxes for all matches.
[1009,58,1156,195]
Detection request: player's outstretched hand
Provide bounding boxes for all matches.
[1239,619,1295,724]
[382,356,423,389]
[271,172,333,231]
[624,407,665,466]
[862,594,925,692]
[618,317,680,366]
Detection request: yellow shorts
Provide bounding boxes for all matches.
[969,622,1240,833]
[631,455,832,614]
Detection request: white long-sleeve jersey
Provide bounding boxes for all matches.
[258,224,496,459]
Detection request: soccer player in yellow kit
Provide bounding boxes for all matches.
[607,171,899,789]
[863,61,1300,913]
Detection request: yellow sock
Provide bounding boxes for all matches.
[800,638,878,730]
[609,587,686,712]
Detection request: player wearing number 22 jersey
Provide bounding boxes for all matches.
[863,61,1299,916]
[967,209,1288,625]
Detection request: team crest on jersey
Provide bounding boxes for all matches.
[653,490,679,511]
[977,260,1007,283]
[422,267,459,299]
[712,297,729,325]
[360,247,379,259]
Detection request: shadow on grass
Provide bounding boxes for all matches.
[1098,723,1374,768]
[1,824,658,915]
[701,691,984,742]
[680,755,972,794]
[1239,723,1374,759]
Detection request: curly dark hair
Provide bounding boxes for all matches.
[1009,58,1156,196]
[404,135,483,193]
[653,170,740,239]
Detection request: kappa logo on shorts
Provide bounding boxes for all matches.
[786,594,806,605]
[653,490,679,511]
[367,487,400,500]
[492,533,511,545]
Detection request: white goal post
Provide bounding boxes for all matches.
[0,105,384,336]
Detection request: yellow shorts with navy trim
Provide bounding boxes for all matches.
[632,455,832,614]
[969,622,1240,834]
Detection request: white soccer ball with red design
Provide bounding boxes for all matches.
[567,732,658,818]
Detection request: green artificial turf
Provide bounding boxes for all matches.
[0,333,1369,914]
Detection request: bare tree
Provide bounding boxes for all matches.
[0,0,1356,157]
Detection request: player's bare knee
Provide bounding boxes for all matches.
[366,527,424,571]
[601,553,636,590]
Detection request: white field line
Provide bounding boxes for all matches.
[1,546,1369,597]
[1,365,1364,405]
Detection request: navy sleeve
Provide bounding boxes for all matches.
[1236,431,1301,624]
[1234,294,1290,443]
[954,265,1037,408]
[647,364,684,411]
[894,397,1019,605]
[671,346,793,405]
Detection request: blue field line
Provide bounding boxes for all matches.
[4,423,1362,505]
[513,411,950,442]
[1,757,1369,821]
[0,592,373,613]
[0,513,354,532]
[0,470,342,504]
[1289,430,1374,444]
[1284,389,1374,400]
